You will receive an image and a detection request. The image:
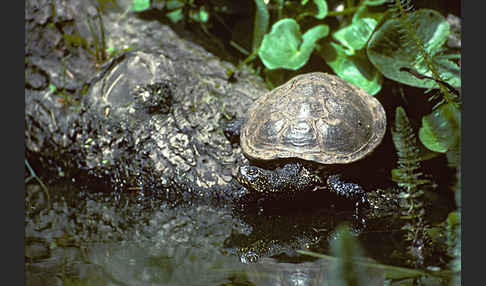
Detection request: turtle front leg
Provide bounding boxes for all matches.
[326,174,369,208]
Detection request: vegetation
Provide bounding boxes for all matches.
[48,1,132,108]
[133,0,210,24]
[34,0,461,283]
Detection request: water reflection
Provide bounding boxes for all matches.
[246,257,385,286]
[89,244,244,286]
[85,244,384,286]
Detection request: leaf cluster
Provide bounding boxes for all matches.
[246,0,462,178]
[389,105,463,281]
[132,0,210,24]
[250,0,388,94]
[384,1,461,277]
[62,3,130,66]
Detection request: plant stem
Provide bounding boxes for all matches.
[327,7,359,17]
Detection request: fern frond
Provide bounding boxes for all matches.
[391,106,429,193]
[387,0,459,108]
[392,106,437,267]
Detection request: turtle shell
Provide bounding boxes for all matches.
[240,72,386,165]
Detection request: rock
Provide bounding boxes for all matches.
[25,0,267,206]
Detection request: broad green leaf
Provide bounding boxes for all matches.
[317,41,382,95]
[333,18,377,52]
[132,0,150,12]
[258,19,329,70]
[367,9,460,89]
[166,8,184,23]
[259,19,301,69]
[253,0,270,51]
[419,123,446,153]
[418,103,460,153]
[302,24,330,54]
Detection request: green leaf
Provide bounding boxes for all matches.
[418,103,460,153]
[166,8,184,23]
[302,24,330,52]
[166,0,184,10]
[317,41,382,95]
[49,83,57,93]
[199,8,209,22]
[296,0,328,20]
[333,18,377,52]
[367,9,460,89]
[189,7,209,23]
[419,122,447,153]
[258,19,329,70]
[448,211,460,228]
[132,0,150,12]
[352,5,384,24]
[253,0,270,51]
[312,0,328,19]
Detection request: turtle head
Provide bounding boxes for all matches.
[236,165,272,193]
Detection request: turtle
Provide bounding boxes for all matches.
[223,72,386,208]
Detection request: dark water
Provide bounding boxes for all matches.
[25,177,454,286]
[25,178,397,286]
